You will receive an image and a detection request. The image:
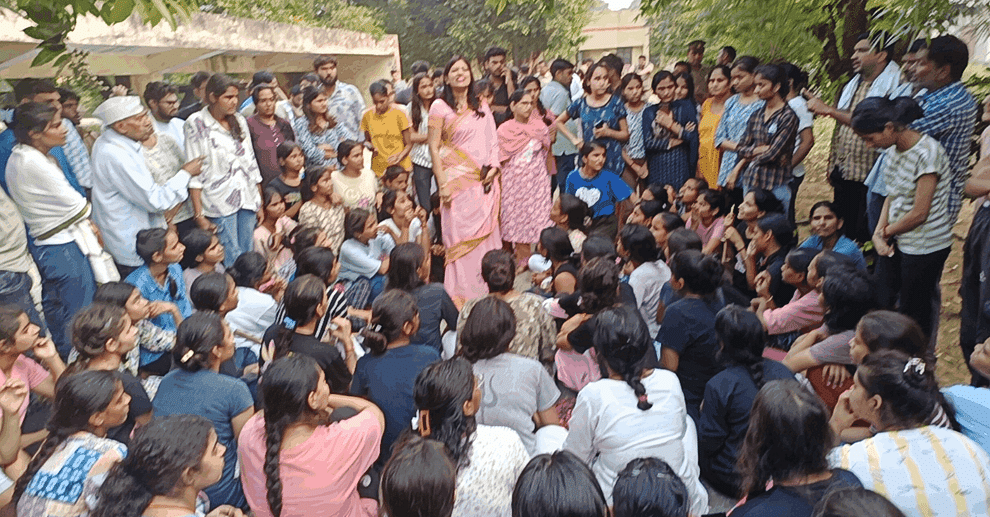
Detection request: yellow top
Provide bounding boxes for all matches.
[360,106,413,176]
[698,98,723,187]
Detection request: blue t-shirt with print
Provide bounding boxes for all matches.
[563,169,632,219]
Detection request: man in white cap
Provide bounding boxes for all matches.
[90,96,204,277]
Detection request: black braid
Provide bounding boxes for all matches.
[263,415,291,517]
[273,324,294,361]
[746,360,765,389]
[624,371,653,410]
[13,428,75,503]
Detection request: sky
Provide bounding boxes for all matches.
[604,0,635,9]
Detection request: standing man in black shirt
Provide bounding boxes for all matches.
[483,46,516,126]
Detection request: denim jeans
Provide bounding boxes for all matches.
[866,192,886,236]
[0,270,46,333]
[743,184,791,219]
[29,241,96,359]
[209,209,256,268]
[554,154,577,196]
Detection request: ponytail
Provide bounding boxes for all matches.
[361,290,419,356]
[592,305,654,410]
[851,96,925,134]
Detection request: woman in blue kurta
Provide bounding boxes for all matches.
[555,61,629,176]
[643,71,698,189]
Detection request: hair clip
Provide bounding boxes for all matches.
[638,394,648,403]
[371,324,382,333]
[903,357,925,375]
[180,349,195,363]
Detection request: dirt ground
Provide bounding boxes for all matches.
[795,118,971,387]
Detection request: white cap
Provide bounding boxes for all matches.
[92,96,145,126]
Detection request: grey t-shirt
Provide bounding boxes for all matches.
[473,353,561,455]
[808,329,856,365]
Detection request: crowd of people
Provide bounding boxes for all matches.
[0,30,988,517]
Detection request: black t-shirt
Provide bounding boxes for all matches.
[261,327,353,393]
[106,371,153,445]
[732,469,863,517]
[698,360,796,495]
[655,296,725,420]
[268,176,302,213]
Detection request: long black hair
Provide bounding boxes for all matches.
[301,166,332,203]
[14,370,121,503]
[409,72,434,130]
[857,350,958,431]
[189,272,233,313]
[737,379,833,498]
[91,416,215,517]
[11,101,58,145]
[381,434,457,517]
[70,303,129,366]
[619,224,659,265]
[386,242,427,292]
[821,267,875,332]
[559,194,591,233]
[460,297,515,363]
[441,56,483,118]
[273,275,325,360]
[93,282,137,308]
[593,305,654,410]
[260,355,323,517]
[173,311,227,372]
[413,357,477,469]
[295,246,337,284]
[511,451,608,517]
[669,250,722,296]
[715,305,768,389]
[578,257,620,314]
[362,290,419,356]
[539,226,575,263]
[613,457,690,517]
[851,96,925,135]
[229,251,268,289]
[481,249,515,294]
[204,73,244,141]
[518,75,548,119]
[179,228,218,270]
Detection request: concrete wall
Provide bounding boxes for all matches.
[578,7,650,64]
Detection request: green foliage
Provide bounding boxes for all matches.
[4,0,193,66]
[195,0,382,36]
[362,0,592,72]
[641,0,967,99]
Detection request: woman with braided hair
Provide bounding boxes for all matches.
[14,371,130,517]
[91,415,242,517]
[413,357,529,517]
[238,354,384,517]
[829,350,989,517]
[562,304,707,513]
[698,305,795,497]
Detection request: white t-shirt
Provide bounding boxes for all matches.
[378,217,423,257]
[884,134,953,255]
[630,260,671,339]
[563,369,708,514]
[453,425,529,517]
[473,353,560,455]
[788,96,814,178]
[225,287,278,357]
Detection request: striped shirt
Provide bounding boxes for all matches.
[829,426,990,517]
[884,134,953,255]
[911,81,978,223]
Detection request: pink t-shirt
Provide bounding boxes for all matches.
[0,355,50,422]
[690,216,725,248]
[239,409,382,517]
[762,289,824,335]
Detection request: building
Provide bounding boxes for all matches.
[0,9,401,106]
[577,6,650,66]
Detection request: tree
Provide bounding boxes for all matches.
[360,0,593,71]
[1,0,194,66]
[641,0,977,98]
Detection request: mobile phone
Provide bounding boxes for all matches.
[595,121,606,129]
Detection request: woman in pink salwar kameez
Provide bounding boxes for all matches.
[429,56,502,307]
[498,90,553,269]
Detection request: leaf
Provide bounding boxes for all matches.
[101,0,136,24]
[53,52,72,67]
[31,44,66,66]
